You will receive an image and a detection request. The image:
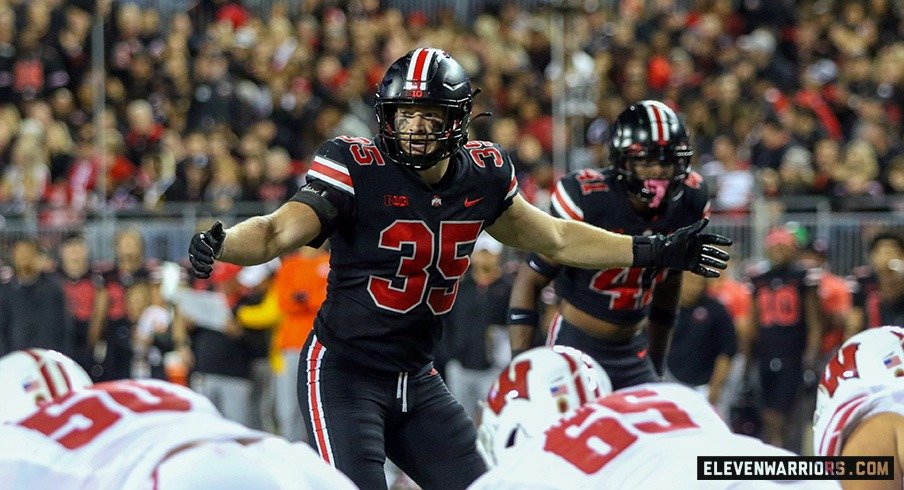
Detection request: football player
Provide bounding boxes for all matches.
[475,346,837,489]
[507,100,711,389]
[813,326,904,489]
[747,226,824,450]
[848,233,904,335]
[0,349,355,489]
[188,48,731,489]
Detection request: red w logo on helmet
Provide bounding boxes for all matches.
[487,359,532,414]
[821,343,861,397]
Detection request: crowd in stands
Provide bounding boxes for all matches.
[0,0,902,220]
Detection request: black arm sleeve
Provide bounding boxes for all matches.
[289,180,355,248]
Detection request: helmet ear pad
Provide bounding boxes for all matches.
[374,48,474,170]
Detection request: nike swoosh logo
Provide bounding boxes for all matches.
[464,197,484,208]
[511,314,529,320]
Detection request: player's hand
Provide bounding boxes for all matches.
[189,221,226,278]
[632,218,732,278]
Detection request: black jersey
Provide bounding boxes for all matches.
[749,262,819,357]
[294,136,518,371]
[850,265,904,328]
[527,167,709,326]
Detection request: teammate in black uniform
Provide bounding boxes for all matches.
[508,100,710,389]
[849,232,904,335]
[747,227,822,450]
[187,49,731,490]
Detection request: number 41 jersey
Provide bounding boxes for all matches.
[469,383,836,489]
[299,136,518,372]
[534,167,708,326]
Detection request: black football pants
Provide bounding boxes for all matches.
[298,332,487,490]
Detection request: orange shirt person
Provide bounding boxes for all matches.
[271,245,330,442]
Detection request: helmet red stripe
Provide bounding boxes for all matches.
[558,351,588,405]
[649,104,666,145]
[24,349,62,399]
[411,48,430,87]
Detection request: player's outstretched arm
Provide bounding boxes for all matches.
[189,201,321,278]
[508,261,556,356]
[486,195,732,277]
[487,194,634,267]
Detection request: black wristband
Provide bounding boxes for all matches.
[507,308,538,327]
[631,235,660,268]
[648,306,677,327]
[525,253,560,279]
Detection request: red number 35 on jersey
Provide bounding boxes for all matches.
[368,220,483,314]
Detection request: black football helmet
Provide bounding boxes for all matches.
[608,100,693,209]
[374,48,473,170]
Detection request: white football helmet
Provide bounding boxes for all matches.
[814,326,904,427]
[476,346,611,468]
[0,349,93,422]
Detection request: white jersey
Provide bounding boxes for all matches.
[813,382,904,457]
[0,379,355,490]
[471,383,835,490]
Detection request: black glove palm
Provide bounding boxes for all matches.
[632,218,732,278]
[188,221,226,279]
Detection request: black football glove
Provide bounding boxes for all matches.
[188,221,226,279]
[631,218,732,278]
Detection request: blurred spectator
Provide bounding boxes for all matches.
[0,120,48,208]
[92,228,151,381]
[123,99,162,167]
[257,147,300,204]
[798,238,852,358]
[185,48,248,133]
[701,134,754,214]
[750,116,800,172]
[836,140,882,196]
[849,232,904,335]
[811,138,845,197]
[163,132,211,203]
[129,280,171,379]
[666,271,736,416]
[56,234,104,372]
[271,244,330,442]
[0,237,73,356]
[234,259,282,432]
[174,262,256,427]
[518,161,559,212]
[777,146,815,195]
[442,233,511,423]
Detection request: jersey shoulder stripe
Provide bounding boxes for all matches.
[505,163,518,200]
[309,155,354,195]
[307,138,358,195]
[550,180,583,221]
